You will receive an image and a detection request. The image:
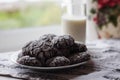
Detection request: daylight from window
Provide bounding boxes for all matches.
[0,0,61,29]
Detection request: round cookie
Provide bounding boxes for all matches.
[17,56,42,66]
[22,40,41,56]
[68,52,90,64]
[39,34,56,42]
[56,48,70,57]
[53,35,74,49]
[70,42,87,53]
[46,56,70,67]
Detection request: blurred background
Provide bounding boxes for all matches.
[0,0,61,29]
[2,0,119,52]
[0,0,63,52]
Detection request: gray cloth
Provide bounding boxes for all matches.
[0,39,120,80]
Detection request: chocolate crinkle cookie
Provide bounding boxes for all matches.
[39,34,56,42]
[53,35,74,49]
[17,56,42,66]
[68,51,90,64]
[22,40,41,56]
[56,48,70,57]
[70,42,87,53]
[46,56,70,67]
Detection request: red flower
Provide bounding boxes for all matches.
[98,0,109,4]
[116,0,120,4]
[108,1,116,7]
[98,4,103,9]
[98,0,109,9]
[108,0,119,7]
[98,0,120,9]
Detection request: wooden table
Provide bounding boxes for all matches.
[0,39,120,80]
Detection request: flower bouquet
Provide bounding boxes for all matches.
[90,0,120,38]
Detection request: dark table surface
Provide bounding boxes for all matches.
[0,39,120,80]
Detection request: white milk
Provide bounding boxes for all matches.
[62,16,86,43]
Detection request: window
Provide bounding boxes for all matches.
[0,0,62,30]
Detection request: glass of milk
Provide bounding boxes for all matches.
[61,0,86,43]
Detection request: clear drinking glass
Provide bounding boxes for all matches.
[61,0,86,43]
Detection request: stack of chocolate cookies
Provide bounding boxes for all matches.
[17,34,90,67]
